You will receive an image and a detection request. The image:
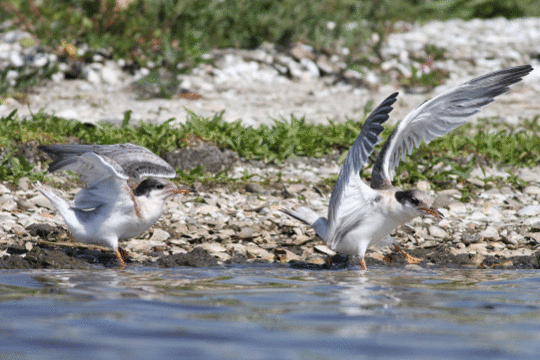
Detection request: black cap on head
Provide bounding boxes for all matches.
[133,178,166,197]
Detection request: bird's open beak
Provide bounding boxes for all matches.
[420,206,444,219]
[172,184,196,195]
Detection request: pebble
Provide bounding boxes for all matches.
[523,186,540,195]
[314,245,336,256]
[149,229,170,242]
[517,205,540,216]
[428,226,448,239]
[479,226,499,240]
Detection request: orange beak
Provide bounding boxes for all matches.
[172,184,196,195]
[420,207,444,219]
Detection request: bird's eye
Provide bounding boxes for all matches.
[411,197,419,205]
[156,184,165,190]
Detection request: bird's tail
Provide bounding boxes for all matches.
[281,207,328,241]
[34,182,72,218]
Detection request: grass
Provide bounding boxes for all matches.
[1,109,539,192]
[3,0,538,101]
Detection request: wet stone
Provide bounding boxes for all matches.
[26,223,58,239]
[0,247,90,269]
[157,247,218,268]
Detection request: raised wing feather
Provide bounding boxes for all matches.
[39,143,176,180]
[371,65,533,189]
[327,93,398,227]
[58,152,129,186]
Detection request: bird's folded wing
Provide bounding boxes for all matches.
[327,93,398,225]
[371,65,533,189]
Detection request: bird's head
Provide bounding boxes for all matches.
[133,178,194,202]
[395,189,443,220]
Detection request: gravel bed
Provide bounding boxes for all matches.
[2,143,540,270]
[1,18,540,269]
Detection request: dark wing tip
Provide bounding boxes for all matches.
[362,92,399,131]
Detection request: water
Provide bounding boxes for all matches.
[1,265,540,359]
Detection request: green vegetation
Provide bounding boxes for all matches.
[1,109,539,191]
[3,0,538,100]
[2,0,539,187]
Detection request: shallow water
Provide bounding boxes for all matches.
[1,265,540,360]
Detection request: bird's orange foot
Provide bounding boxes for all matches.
[115,247,128,269]
[359,257,368,271]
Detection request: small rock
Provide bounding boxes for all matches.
[149,229,170,242]
[26,223,57,238]
[417,180,430,191]
[196,243,227,253]
[518,167,540,183]
[462,233,480,245]
[479,226,499,240]
[158,247,218,267]
[10,51,24,67]
[274,248,301,262]
[245,245,274,261]
[448,202,467,214]
[314,244,336,256]
[467,178,484,187]
[236,227,255,239]
[523,186,540,195]
[517,205,540,216]
[245,183,266,194]
[501,234,520,245]
[428,226,448,238]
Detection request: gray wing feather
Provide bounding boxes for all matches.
[371,65,533,189]
[327,93,398,222]
[59,152,129,186]
[39,143,176,179]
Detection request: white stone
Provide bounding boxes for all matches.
[479,226,499,240]
[10,51,24,67]
[314,244,336,256]
[428,226,448,238]
[149,228,170,242]
[417,180,430,191]
[196,243,227,253]
[517,205,540,216]
[524,186,540,195]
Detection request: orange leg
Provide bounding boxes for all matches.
[359,257,368,271]
[115,247,128,268]
[393,244,422,264]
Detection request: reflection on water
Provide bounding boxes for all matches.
[1,266,540,359]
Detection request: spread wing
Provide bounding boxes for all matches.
[53,152,129,187]
[38,143,176,180]
[370,65,533,189]
[57,152,131,209]
[325,93,398,245]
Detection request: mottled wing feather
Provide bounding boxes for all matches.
[39,143,176,179]
[371,65,533,189]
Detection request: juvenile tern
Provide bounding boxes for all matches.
[36,143,192,267]
[283,65,533,270]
